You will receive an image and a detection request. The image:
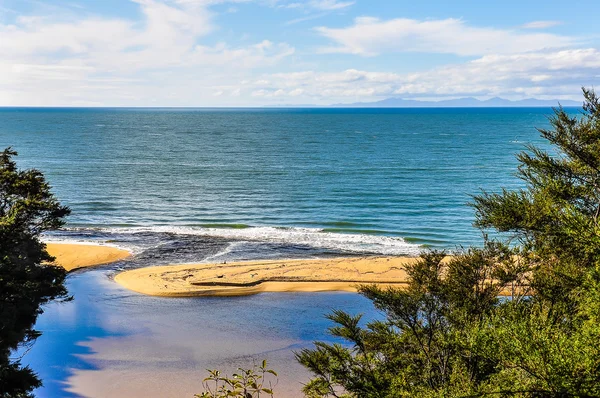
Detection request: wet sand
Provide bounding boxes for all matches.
[114,256,438,297]
[46,243,131,272]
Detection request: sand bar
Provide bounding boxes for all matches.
[114,256,437,297]
[46,243,131,272]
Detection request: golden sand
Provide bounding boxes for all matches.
[46,243,131,272]
[114,256,438,297]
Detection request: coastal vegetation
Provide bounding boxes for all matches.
[195,360,277,398]
[0,148,70,397]
[295,87,600,397]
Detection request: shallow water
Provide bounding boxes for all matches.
[28,268,377,397]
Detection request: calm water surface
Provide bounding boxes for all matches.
[29,267,376,397]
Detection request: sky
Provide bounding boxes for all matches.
[1,0,599,106]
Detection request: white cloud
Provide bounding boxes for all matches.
[521,20,563,29]
[0,0,294,106]
[249,49,600,103]
[285,12,328,25]
[308,0,354,10]
[277,0,353,10]
[0,0,213,71]
[316,17,577,56]
[191,40,295,68]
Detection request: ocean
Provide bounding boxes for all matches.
[0,107,568,397]
[0,107,559,255]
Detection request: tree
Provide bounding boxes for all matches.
[473,87,600,308]
[297,244,526,397]
[469,88,600,396]
[0,148,71,397]
[298,88,600,397]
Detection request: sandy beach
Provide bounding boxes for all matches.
[114,256,441,297]
[46,243,131,272]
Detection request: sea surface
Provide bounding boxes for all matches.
[0,107,572,397]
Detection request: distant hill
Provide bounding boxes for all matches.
[330,97,582,108]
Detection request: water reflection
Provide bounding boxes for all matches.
[25,270,377,397]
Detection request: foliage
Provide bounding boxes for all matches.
[297,244,527,397]
[195,360,277,398]
[469,87,600,396]
[298,88,600,397]
[473,87,600,307]
[0,148,71,397]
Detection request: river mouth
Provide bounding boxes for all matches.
[32,220,397,397]
[26,265,377,398]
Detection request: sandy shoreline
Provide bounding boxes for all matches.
[114,256,437,297]
[46,243,131,272]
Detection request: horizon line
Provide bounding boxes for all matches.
[0,105,582,109]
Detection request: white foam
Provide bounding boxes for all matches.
[41,237,140,254]
[99,225,422,256]
[201,241,243,263]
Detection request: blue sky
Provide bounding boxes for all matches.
[1,0,599,106]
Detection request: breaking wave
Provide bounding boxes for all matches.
[79,225,423,256]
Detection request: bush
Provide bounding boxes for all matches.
[195,360,277,398]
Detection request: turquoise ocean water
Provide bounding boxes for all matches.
[0,107,571,397]
[0,107,561,254]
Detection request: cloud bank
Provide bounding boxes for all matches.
[0,1,598,106]
[250,49,600,102]
[316,17,576,56]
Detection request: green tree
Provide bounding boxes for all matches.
[0,148,71,397]
[297,244,526,397]
[473,87,600,309]
[469,88,600,396]
[298,88,600,397]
